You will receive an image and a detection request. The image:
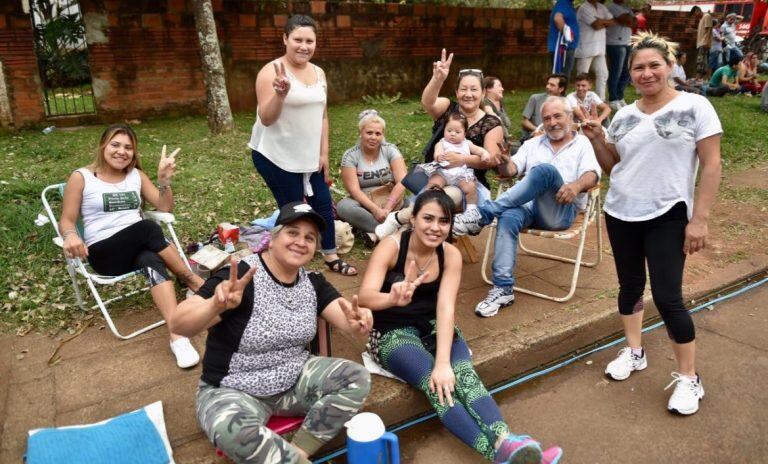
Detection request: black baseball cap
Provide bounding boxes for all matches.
[276,201,327,231]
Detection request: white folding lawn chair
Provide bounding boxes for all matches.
[41,182,191,339]
[481,178,603,302]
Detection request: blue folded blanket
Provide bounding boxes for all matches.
[26,408,170,464]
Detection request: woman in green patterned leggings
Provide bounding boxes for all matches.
[359,189,562,464]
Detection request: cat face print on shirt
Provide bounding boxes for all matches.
[608,114,642,143]
[653,109,695,140]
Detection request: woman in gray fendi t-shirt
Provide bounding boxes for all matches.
[338,110,408,239]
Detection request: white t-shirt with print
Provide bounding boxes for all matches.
[605,92,722,221]
[566,91,603,120]
[576,2,613,58]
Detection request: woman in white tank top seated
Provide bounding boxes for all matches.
[249,15,358,276]
[59,124,204,368]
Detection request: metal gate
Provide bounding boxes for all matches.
[30,0,95,117]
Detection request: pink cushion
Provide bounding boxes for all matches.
[265,416,304,435]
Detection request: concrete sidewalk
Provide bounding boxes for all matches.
[402,279,768,463]
[0,211,766,463]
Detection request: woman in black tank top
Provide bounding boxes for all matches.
[359,189,561,463]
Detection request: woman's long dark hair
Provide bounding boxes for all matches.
[412,188,455,243]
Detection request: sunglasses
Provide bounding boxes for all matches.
[458,68,484,79]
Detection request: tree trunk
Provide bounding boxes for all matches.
[192,0,234,134]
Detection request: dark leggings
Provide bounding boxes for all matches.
[252,150,337,254]
[378,326,508,460]
[605,202,695,344]
[87,220,169,285]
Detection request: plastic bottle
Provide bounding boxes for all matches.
[42,126,56,135]
[224,238,235,253]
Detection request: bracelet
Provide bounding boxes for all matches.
[386,196,398,207]
[157,182,171,192]
[61,229,78,239]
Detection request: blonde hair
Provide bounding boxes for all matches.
[629,32,678,67]
[89,124,142,173]
[358,109,386,132]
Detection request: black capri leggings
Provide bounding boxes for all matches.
[87,220,170,285]
[604,202,695,344]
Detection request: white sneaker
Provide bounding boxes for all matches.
[375,212,402,240]
[170,337,200,368]
[475,286,515,317]
[619,99,628,107]
[605,347,647,380]
[609,100,622,112]
[665,372,704,415]
[453,207,484,236]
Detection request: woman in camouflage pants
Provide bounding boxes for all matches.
[171,203,373,464]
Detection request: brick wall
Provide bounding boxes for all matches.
[0,2,45,128]
[0,1,699,126]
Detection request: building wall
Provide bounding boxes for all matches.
[0,2,45,128]
[0,0,699,127]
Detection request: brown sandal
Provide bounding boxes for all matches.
[324,258,358,276]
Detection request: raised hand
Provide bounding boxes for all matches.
[157,145,180,184]
[339,295,373,334]
[432,48,454,83]
[213,258,257,312]
[273,61,290,97]
[581,120,604,141]
[388,260,430,307]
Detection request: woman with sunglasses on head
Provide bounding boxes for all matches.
[374,51,506,239]
[359,189,562,464]
[249,14,357,277]
[583,32,722,415]
[422,50,506,189]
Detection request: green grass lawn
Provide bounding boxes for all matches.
[1,89,767,333]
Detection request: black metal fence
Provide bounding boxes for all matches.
[42,84,95,116]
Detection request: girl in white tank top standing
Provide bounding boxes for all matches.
[59,124,204,369]
[249,15,358,277]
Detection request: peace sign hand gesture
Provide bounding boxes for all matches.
[388,260,430,307]
[339,295,374,335]
[432,48,454,83]
[273,61,290,97]
[213,258,258,312]
[157,145,180,184]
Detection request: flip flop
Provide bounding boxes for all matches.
[324,258,358,276]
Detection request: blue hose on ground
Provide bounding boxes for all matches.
[313,275,768,463]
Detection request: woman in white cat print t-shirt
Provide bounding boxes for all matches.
[583,33,722,417]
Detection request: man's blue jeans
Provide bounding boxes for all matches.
[477,164,577,288]
[606,45,631,102]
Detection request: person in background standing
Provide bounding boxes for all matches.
[606,0,634,111]
[709,19,723,75]
[548,0,580,79]
[633,3,651,34]
[575,0,615,101]
[693,7,712,80]
[721,13,743,63]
